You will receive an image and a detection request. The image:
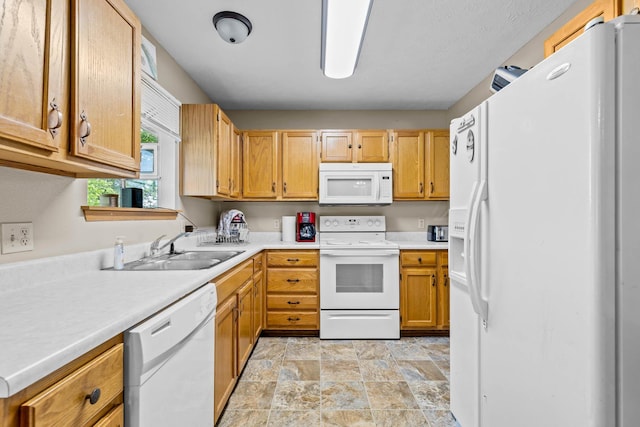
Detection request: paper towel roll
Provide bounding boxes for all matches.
[282,216,296,242]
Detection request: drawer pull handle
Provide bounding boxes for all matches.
[287,317,300,322]
[418,257,422,263]
[286,258,300,262]
[287,301,300,305]
[86,388,101,405]
[287,279,300,283]
[79,111,92,146]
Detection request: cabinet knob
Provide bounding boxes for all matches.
[348,144,352,149]
[86,388,101,405]
[419,182,424,194]
[432,274,436,286]
[358,144,362,149]
[430,182,434,194]
[287,300,300,305]
[79,111,91,146]
[287,278,300,283]
[286,258,300,262]
[283,182,287,193]
[444,274,448,287]
[47,99,63,138]
[287,316,300,322]
[272,182,276,192]
[418,257,422,263]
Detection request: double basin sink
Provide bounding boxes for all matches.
[120,250,244,271]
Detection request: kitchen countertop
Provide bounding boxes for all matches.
[0,233,443,398]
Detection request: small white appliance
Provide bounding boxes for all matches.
[319,163,393,205]
[125,283,216,427]
[449,15,640,427]
[319,215,400,339]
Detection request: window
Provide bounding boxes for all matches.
[86,73,181,211]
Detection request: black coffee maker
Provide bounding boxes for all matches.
[296,212,316,242]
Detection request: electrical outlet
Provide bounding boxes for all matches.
[274,219,280,229]
[1,222,34,254]
[418,219,425,229]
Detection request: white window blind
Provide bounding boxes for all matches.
[141,74,181,139]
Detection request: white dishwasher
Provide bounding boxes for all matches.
[125,283,216,427]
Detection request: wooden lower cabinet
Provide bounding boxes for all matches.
[213,255,266,423]
[214,295,237,422]
[265,250,319,331]
[0,336,123,427]
[400,250,449,332]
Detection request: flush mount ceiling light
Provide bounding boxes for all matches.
[213,11,252,44]
[321,0,373,79]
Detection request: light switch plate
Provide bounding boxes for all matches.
[1,222,34,254]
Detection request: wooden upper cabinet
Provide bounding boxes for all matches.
[321,130,388,162]
[392,130,425,199]
[281,131,318,199]
[355,130,389,162]
[181,104,239,198]
[426,130,450,199]
[243,131,279,198]
[320,131,353,162]
[544,0,622,57]
[230,126,243,198]
[0,0,140,177]
[71,0,141,172]
[216,109,233,197]
[0,0,68,153]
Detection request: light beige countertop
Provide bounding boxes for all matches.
[0,235,318,398]
[0,232,445,398]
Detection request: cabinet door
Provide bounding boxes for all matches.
[356,130,389,162]
[71,0,140,172]
[237,280,254,371]
[216,107,233,196]
[544,0,621,57]
[401,267,437,329]
[321,131,353,162]
[281,131,318,199]
[243,131,278,198]
[426,130,450,199]
[0,0,68,152]
[181,104,216,196]
[230,126,242,198]
[393,131,425,199]
[253,270,264,342]
[214,296,237,422]
[438,266,450,329]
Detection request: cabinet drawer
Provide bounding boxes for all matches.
[20,344,123,427]
[267,311,319,328]
[215,259,253,304]
[93,403,124,427]
[401,251,437,267]
[267,268,318,293]
[267,294,318,310]
[267,251,318,267]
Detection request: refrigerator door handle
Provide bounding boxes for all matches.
[467,179,489,325]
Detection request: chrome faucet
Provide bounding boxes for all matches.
[150,232,191,256]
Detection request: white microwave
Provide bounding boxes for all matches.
[319,163,393,205]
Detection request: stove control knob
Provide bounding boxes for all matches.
[324,219,331,227]
[333,220,339,226]
[367,220,373,226]
[375,219,381,226]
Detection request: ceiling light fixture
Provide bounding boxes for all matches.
[321,0,373,79]
[213,11,252,44]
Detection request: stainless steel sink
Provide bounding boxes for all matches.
[118,250,244,271]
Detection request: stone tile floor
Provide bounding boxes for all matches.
[217,336,457,427]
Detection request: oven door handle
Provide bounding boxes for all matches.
[320,249,399,257]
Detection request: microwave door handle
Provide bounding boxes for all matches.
[321,250,398,257]
[375,174,381,201]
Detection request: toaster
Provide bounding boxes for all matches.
[427,225,448,242]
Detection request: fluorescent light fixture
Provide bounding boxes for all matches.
[321,0,373,79]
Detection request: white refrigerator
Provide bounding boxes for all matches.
[449,15,640,427]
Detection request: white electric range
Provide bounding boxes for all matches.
[319,216,400,339]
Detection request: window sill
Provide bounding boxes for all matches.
[81,206,179,222]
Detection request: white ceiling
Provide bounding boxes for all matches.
[125,0,579,110]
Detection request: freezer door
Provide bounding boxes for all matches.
[479,22,616,427]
